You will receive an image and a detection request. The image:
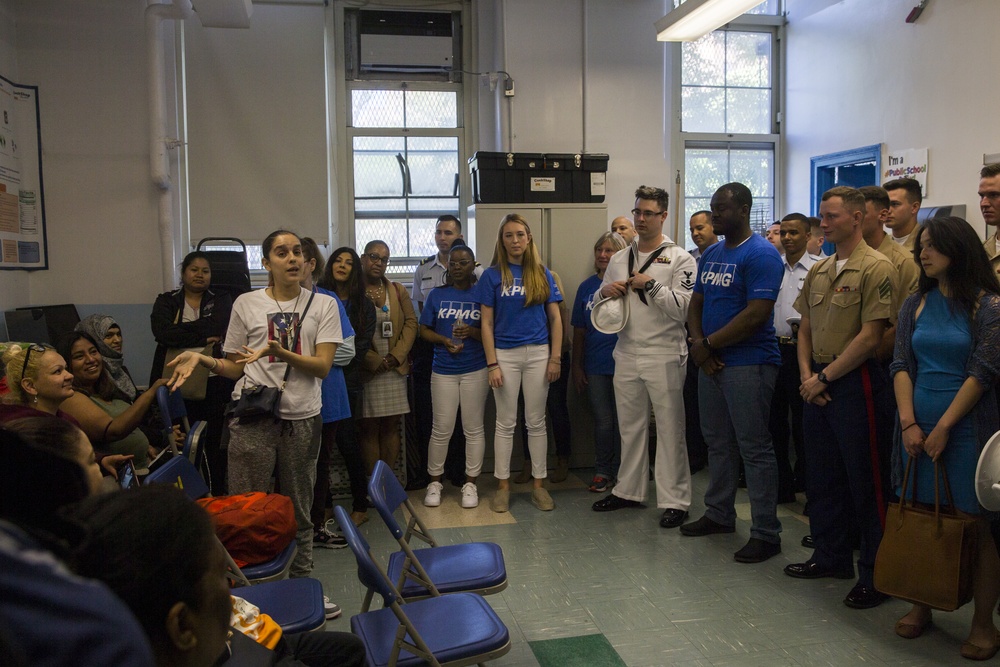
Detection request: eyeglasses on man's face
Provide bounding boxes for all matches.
[448,260,472,269]
[631,208,665,220]
[365,253,390,265]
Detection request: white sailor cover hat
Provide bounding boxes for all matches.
[590,295,629,335]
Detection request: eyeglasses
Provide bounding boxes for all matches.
[20,343,47,378]
[365,253,390,265]
[631,208,665,220]
[448,260,473,268]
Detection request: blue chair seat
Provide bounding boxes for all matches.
[387,543,507,598]
[350,592,510,667]
[234,577,325,634]
[241,540,296,582]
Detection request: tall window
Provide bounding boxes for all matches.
[678,8,781,249]
[342,8,467,277]
[349,87,463,275]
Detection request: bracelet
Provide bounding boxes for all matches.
[211,357,220,372]
[902,423,919,432]
[487,362,499,369]
[548,359,561,365]
[488,366,501,373]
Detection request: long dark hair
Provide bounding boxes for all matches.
[58,331,117,402]
[319,246,371,334]
[914,217,1000,317]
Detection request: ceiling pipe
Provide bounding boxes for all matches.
[146,0,193,291]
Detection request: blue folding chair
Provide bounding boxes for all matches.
[156,385,208,481]
[367,460,507,600]
[144,455,296,585]
[335,506,510,667]
[235,577,325,634]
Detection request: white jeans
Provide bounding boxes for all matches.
[427,368,489,477]
[612,351,691,509]
[493,344,550,479]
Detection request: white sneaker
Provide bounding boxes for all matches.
[461,482,479,509]
[323,596,341,620]
[423,481,443,507]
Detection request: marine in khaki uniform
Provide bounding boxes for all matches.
[784,186,898,611]
[884,177,922,251]
[980,164,1000,275]
[859,185,918,363]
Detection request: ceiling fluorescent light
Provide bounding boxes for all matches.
[656,0,766,42]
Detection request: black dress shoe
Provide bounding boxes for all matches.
[801,534,814,548]
[783,560,854,580]
[844,583,889,609]
[592,494,642,512]
[659,508,689,528]
[734,537,781,563]
[679,515,736,537]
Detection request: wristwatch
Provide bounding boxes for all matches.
[817,371,830,385]
[644,278,656,291]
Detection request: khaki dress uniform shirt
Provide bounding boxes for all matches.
[794,241,898,364]
[876,235,919,300]
[984,235,1000,276]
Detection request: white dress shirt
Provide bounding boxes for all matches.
[774,252,817,338]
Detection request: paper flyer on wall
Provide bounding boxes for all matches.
[0,74,45,270]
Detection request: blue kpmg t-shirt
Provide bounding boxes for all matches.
[419,285,487,375]
[317,287,353,423]
[476,263,562,349]
[694,234,782,366]
[571,273,616,376]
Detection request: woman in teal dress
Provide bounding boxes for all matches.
[890,216,1000,659]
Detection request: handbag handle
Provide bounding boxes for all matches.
[897,455,959,529]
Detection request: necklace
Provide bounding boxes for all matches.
[270,287,302,343]
[365,280,385,304]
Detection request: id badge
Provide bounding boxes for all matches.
[382,320,394,338]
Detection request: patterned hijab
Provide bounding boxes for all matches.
[74,314,137,401]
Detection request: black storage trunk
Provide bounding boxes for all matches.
[469,151,608,204]
[469,152,522,203]
[572,153,609,203]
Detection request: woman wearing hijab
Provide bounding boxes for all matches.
[74,315,138,402]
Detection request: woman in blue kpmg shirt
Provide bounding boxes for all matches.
[571,231,626,493]
[478,213,563,513]
[419,242,488,510]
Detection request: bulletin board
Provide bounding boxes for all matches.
[0,75,45,271]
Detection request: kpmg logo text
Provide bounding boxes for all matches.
[701,262,737,287]
[500,278,526,297]
[438,301,481,321]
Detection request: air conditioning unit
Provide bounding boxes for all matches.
[346,10,460,79]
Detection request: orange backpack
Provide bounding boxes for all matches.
[196,492,296,567]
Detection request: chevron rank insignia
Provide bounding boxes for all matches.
[878,276,892,302]
[680,270,694,290]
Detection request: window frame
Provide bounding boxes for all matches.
[671,16,784,249]
[330,2,478,282]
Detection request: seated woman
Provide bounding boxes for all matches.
[58,331,171,469]
[69,486,366,667]
[891,217,1000,659]
[150,250,234,493]
[75,314,139,402]
[1,343,76,424]
[0,418,155,666]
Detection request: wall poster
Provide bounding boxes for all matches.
[0,75,45,270]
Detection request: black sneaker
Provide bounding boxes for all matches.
[313,528,347,549]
